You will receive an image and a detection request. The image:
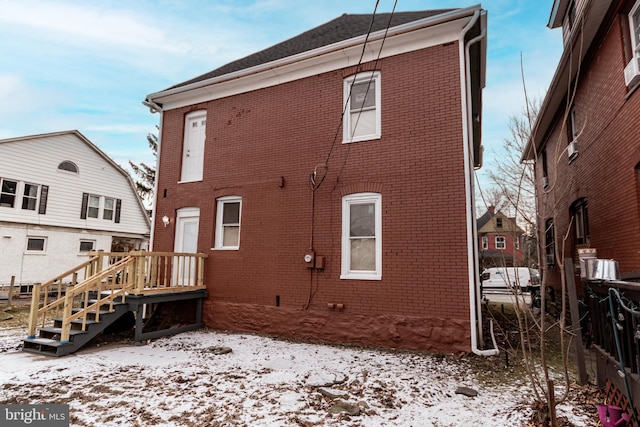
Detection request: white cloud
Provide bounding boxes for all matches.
[0,1,185,53]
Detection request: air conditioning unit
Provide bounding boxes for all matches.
[567,140,578,161]
[546,254,555,266]
[542,176,549,189]
[624,56,640,87]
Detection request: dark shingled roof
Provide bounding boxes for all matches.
[169,9,456,90]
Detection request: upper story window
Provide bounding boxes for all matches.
[515,236,520,250]
[481,236,488,250]
[631,1,640,56]
[569,106,578,141]
[215,196,242,250]
[81,193,121,223]
[624,1,640,86]
[0,179,48,214]
[58,161,78,174]
[495,217,503,228]
[181,111,206,183]
[343,71,381,143]
[0,178,17,207]
[22,183,39,210]
[495,236,506,250]
[341,192,382,280]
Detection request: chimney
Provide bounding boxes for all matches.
[488,205,495,214]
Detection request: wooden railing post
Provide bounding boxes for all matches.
[198,255,205,287]
[135,253,146,293]
[60,293,74,343]
[27,283,41,338]
[96,250,104,274]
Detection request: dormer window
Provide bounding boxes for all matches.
[58,161,78,174]
[496,217,503,228]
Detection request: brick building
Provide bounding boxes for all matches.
[524,0,640,412]
[525,0,640,288]
[477,206,525,269]
[144,7,493,354]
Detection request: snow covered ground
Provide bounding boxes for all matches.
[0,326,594,426]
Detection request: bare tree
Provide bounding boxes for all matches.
[129,129,158,208]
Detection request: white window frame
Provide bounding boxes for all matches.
[495,236,506,250]
[515,236,520,250]
[26,236,47,253]
[0,178,18,208]
[343,71,381,143]
[21,182,40,211]
[103,197,115,220]
[79,239,96,253]
[630,1,640,57]
[214,196,242,250]
[481,236,488,250]
[341,193,382,280]
[87,194,101,219]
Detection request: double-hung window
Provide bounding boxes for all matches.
[0,178,17,208]
[341,193,382,280]
[343,72,381,143]
[481,236,488,250]
[215,196,242,250]
[22,183,39,211]
[87,195,100,218]
[103,197,115,220]
[495,236,506,250]
[81,193,121,223]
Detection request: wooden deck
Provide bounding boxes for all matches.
[24,250,207,356]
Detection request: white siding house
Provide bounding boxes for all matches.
[0,130,150,286]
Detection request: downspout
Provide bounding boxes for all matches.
[459,10,499,356]
[143,98,164,251]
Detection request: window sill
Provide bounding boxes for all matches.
[24,251,46,255]
[342,135,381,144]
[178,179,203,184]
[340,272,381,280]
[211,247,239,251]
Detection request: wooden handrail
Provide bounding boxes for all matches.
[28,251,208,342]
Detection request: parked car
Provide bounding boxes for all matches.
[480,267,538,292]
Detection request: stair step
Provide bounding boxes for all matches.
[23,337,72,348]
[39,327,86,336]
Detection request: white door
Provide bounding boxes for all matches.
[181,112,206,182]
[174,207,200,286]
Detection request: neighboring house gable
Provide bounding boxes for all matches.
[0,130,150,284]
[146,7,489,354]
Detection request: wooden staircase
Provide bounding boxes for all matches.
[23,294,130,356]
[23,250,208,357]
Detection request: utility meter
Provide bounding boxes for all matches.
[304,251,315,267]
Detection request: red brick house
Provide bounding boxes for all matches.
[144,6,494,354]
[525,0,640,288]
[524,0,640,412]
[477,206,525,269]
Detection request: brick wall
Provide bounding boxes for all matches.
[537,14,640,290]
[154,42,475,352]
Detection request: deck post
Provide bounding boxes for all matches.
[60,293,74,343]
[135,254,146,293]
[197,255,205,287]
[27,283,41,338]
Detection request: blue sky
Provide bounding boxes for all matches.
[0,0,562,201]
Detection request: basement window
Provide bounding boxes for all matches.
[26,237,47,252]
